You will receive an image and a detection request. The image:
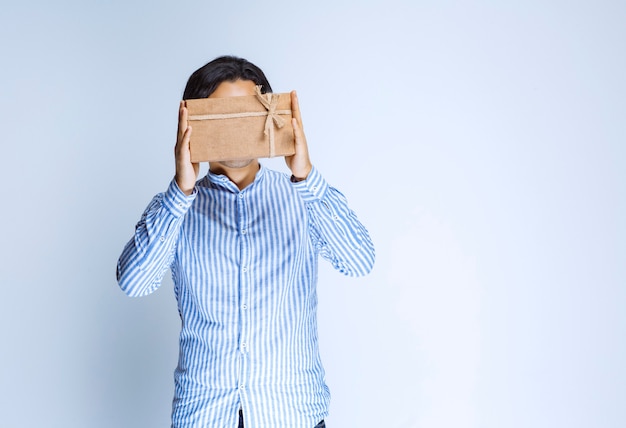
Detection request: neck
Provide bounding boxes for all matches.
[209,159,260,190]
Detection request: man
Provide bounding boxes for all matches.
[117,56,375,428]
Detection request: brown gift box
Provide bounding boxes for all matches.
[186,86,294,162]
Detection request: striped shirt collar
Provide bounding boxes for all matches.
[203,162,267,192]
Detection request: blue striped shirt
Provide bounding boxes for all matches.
[117,165,374,427]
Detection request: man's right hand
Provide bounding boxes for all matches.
[174,101,199,195]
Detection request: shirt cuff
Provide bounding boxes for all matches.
[162,179,196,217]
[291,166,328,202]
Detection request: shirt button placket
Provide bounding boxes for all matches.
[240,262,249,353]
[237,190,251,373]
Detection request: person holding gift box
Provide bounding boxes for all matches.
[116,56,375,428]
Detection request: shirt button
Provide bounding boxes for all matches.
[242,342,247,348]
[242,267,248,272]
[238,193,244,198]
[239,385,245,390]
[159,236,165,242]
[242,304,248,310]
[241,229,247,235]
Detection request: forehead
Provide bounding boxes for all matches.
[209,79,257,98]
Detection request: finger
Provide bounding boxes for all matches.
[290,91,303,131]
[177,101,188,143]
[292,117,305,146]
[289,118,312,178]
[292,117,311,158]
[292,117,311,159]
[176,124,192,159]
[181,125,192,154]
[183,124,192,145]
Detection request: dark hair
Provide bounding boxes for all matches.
[182,55,273,100]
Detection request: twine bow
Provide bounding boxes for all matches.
[254,85,285,158]
[187,86,290,158]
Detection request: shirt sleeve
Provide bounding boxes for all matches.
[116,179,196,297]
[292,166,375,277]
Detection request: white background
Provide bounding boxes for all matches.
[1,1,624,427]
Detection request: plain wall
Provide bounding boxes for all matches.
[1,1,624,427]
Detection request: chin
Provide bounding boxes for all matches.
[219,159,254,169]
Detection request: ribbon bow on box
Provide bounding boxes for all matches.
[254,85,289,157]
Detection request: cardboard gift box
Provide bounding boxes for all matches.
[186,86,295,162]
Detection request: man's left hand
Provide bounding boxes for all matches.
[285,91,313,180]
